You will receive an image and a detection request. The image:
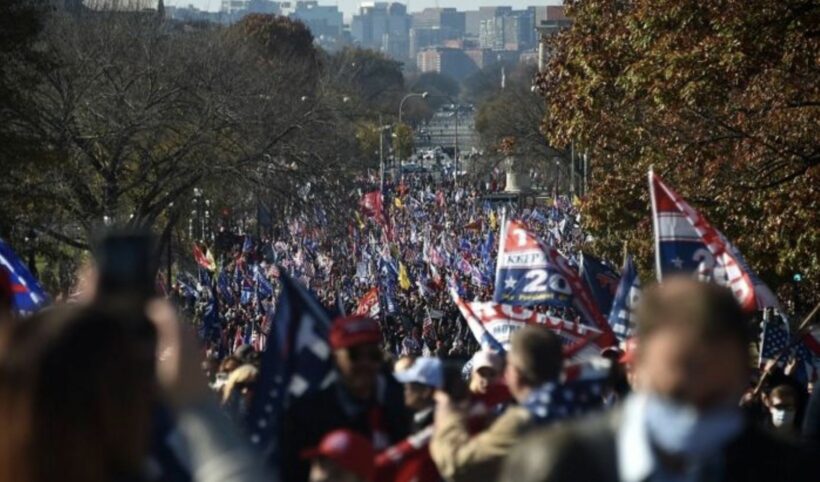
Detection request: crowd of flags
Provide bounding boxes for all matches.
[1,170,816,375]
[1,168,818,479]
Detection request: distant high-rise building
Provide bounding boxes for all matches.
[412,7,465,35]
[408,7,465,58]
[416,47,478,81]
[478,8,533,52]
[479,17,504,50]
[290,1,343,43]
[221,0,278,16]
[409,27,456,59]
[67,0,165,12]
[478,6,512,22]
[463,47,495,70]
[534,5,571,71]
[530,5,569,26]
[351,2,410,61]
[503,10,534,51]
[464,10,481,37]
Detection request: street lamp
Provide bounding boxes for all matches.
[398,91,428,124]
[397,92,429,176]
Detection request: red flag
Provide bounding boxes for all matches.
[192,244,216,271]
[360,191,384,221]
[354,287,380,318]
[463,218,483,231]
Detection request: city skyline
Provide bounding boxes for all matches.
[165,0,564,21]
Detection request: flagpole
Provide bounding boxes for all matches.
[379,114,385,194]
[647,168,662,282]
[752,301,820,397]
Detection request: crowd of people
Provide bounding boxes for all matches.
[178,174,588,365]
[0,171,818,482]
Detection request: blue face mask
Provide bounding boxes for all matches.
[644,395,744,459]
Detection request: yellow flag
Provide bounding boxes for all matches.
[488,210,497,230]
[394,197,403,209]
[399,262,411,290]
[355,212,365,229]
[572,194,582,207]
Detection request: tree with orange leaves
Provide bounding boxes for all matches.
[537,0,819,311]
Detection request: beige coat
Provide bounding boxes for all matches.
[430,403,533,482]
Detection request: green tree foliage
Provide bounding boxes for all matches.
[1,12,359,256]
[461,60,516,104]
[325,47,405,115]
[474,63,566,186]
[408,72,460,110]
[355,121,381,162]
[0,0,47,239]
[392,122,414,161]
[538,0,819,309]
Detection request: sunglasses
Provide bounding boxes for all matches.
[348,346,383,363]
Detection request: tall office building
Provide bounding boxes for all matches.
[221,0,278,16]
[464,10,481,37]
[409,27,451,59]
[416,47,478,81]
[408,7,465,58]
[290,1,343,41]
[479,17,504,50]
[478,8,533,52]
[412,7,465,35]
[351,2,411,61]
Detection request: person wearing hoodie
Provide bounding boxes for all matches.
[430,325,563,482]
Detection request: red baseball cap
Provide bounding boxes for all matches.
[301,429,375,482]
[329,315,382,350]
[619,338,638,365]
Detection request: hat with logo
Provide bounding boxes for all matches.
[301,429,375,482]
[329,315,382,350]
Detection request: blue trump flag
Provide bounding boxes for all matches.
[494,219,574,307]
[246,271,335,467]
[217,269,234,305]
[493,220,617,345]
[254,265,274,299]
[579,252,620,316]
[242,235,254,254]
[480,229,495,280]
[649,170,778,312]
[607,255,641,343]
[0,238,48,314]
[200,286,221,343]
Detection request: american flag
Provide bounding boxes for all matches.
[246,271,336,465]
[523,357,611,424]
[792,325,820,385]
[758,309,790,368]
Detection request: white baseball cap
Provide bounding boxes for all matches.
[471,350,502,373]
[394,357,444,389]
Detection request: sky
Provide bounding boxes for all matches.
[165,0,565,22]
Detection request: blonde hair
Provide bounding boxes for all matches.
[221,364,259,404]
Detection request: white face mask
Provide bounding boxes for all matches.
[770,408,796,428]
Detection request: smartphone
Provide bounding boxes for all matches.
[94,231,158,303]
